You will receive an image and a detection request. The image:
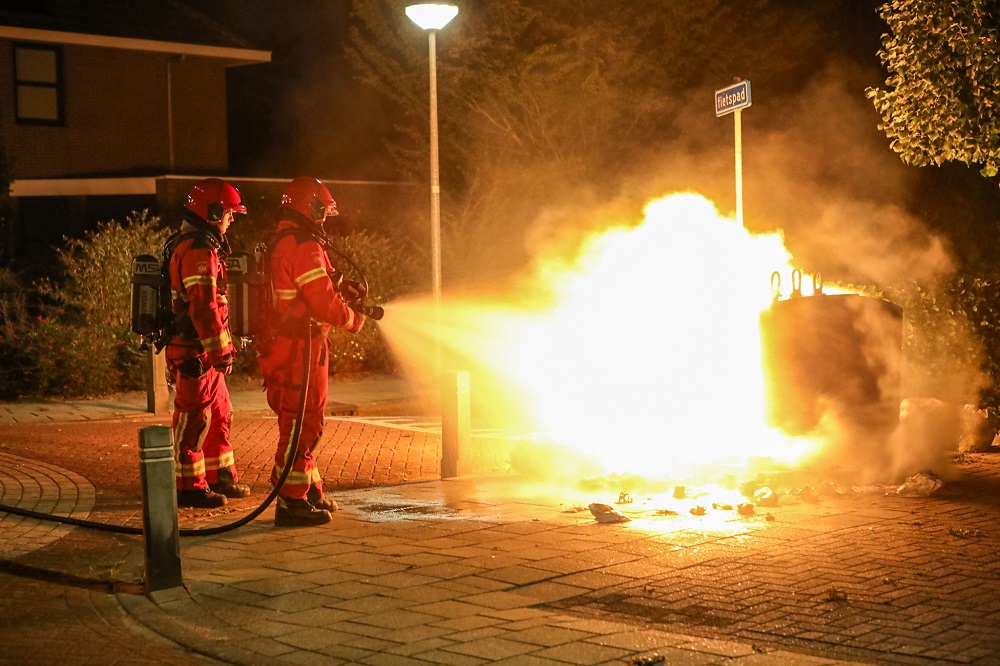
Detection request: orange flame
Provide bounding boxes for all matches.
[380,192,821,483]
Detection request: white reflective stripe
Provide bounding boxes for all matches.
[294,267,327,287]
[183,275,216,288]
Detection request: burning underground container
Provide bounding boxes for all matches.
[758,271,903,447]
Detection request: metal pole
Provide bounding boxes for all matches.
[441,370,470,478]
[428,29,441,305]
[428,29,443,374]
[734,108,744,228]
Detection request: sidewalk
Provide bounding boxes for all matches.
[0,373,425,425]
[1,377,999,665]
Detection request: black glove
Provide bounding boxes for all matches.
[213,355,234,375]
[341,279,367,303]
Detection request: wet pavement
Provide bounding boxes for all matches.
[1,375,999,665]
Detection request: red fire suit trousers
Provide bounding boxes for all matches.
[171,361,238,491]
[260,332,328,501]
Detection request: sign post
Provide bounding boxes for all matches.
[715,79,752,228]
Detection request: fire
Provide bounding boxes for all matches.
[380,192,822,486]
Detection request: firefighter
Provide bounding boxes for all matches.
[258,177,366,526]
[165,178,251,508]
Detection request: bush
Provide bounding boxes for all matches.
[855,277,1000,414]
[0,267,36,400]
[25,211,170,398]
[0,209,429,399]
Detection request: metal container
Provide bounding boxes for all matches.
[759,290,903,441]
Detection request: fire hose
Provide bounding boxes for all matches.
[0,324,313,537]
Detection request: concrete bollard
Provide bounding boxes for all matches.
[441,370,470,478]
[138,425,182,593]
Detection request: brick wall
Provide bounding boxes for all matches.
[0,39,228,178]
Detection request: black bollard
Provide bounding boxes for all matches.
[138,425,182,593]
[441,370,470,478]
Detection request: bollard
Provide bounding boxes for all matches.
[138,425,182,593]
[441,370,470,478]
[145,347,169,415]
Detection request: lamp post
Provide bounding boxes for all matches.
[406,3,457,313]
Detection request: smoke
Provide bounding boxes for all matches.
[376,54,989,489]
[503,59,985,486]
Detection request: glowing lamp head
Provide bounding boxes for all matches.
[406,3,458,30]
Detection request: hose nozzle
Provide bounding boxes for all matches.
[350,302,384,321]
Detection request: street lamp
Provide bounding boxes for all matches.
[406,3,457,311]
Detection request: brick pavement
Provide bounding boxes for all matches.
[1,391,1000,665]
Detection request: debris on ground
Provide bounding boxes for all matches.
[737,502,755,516]
[949,527,981,538]
[689,505,707,516]
[798,486,819,503]
[896,471,942,496]
[561,505,588,513]
[654,508,679,516]
[617,492,633,504]
[818,482,846,498]
[754,487,779,507]
[712,502,733,511]
[631,655,665,665]
[854,485,891,495]
[588,502,630,523]
[765,513,775,522]
[825,588,848,602]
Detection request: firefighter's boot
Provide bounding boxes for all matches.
[209,469,251,498]
[307,484,338,513]
[274,497,332,527]
[177,487,227,509]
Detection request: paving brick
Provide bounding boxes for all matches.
[7,402,1000,665]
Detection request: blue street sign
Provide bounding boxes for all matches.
[715,80,752,117]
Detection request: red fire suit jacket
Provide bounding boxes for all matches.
[165,230,236,369]
[267,221,363,337]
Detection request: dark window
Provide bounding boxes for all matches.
[14,44,63,125]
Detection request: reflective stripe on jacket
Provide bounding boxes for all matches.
[268,220,359,336]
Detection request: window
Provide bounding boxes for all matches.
[14,44,63,124]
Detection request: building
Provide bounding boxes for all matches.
[0,1,417,271]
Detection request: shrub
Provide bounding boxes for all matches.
[0,267,36,400]
[28,211,170,397]
[855,277,1000,415]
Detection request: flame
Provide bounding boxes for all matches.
[380,192,822,486]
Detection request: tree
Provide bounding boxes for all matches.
[867,0,1000,177]
[345,0,827,281]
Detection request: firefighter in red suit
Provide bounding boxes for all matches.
[258,177,366,526]
[165,178,251,509]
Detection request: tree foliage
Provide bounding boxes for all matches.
[345,0,826,281]
[868,0,1000,177]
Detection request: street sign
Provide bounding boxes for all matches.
[715,80,752,117]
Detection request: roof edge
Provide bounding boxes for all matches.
[12,176,417,197]
[0,25,271,64]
